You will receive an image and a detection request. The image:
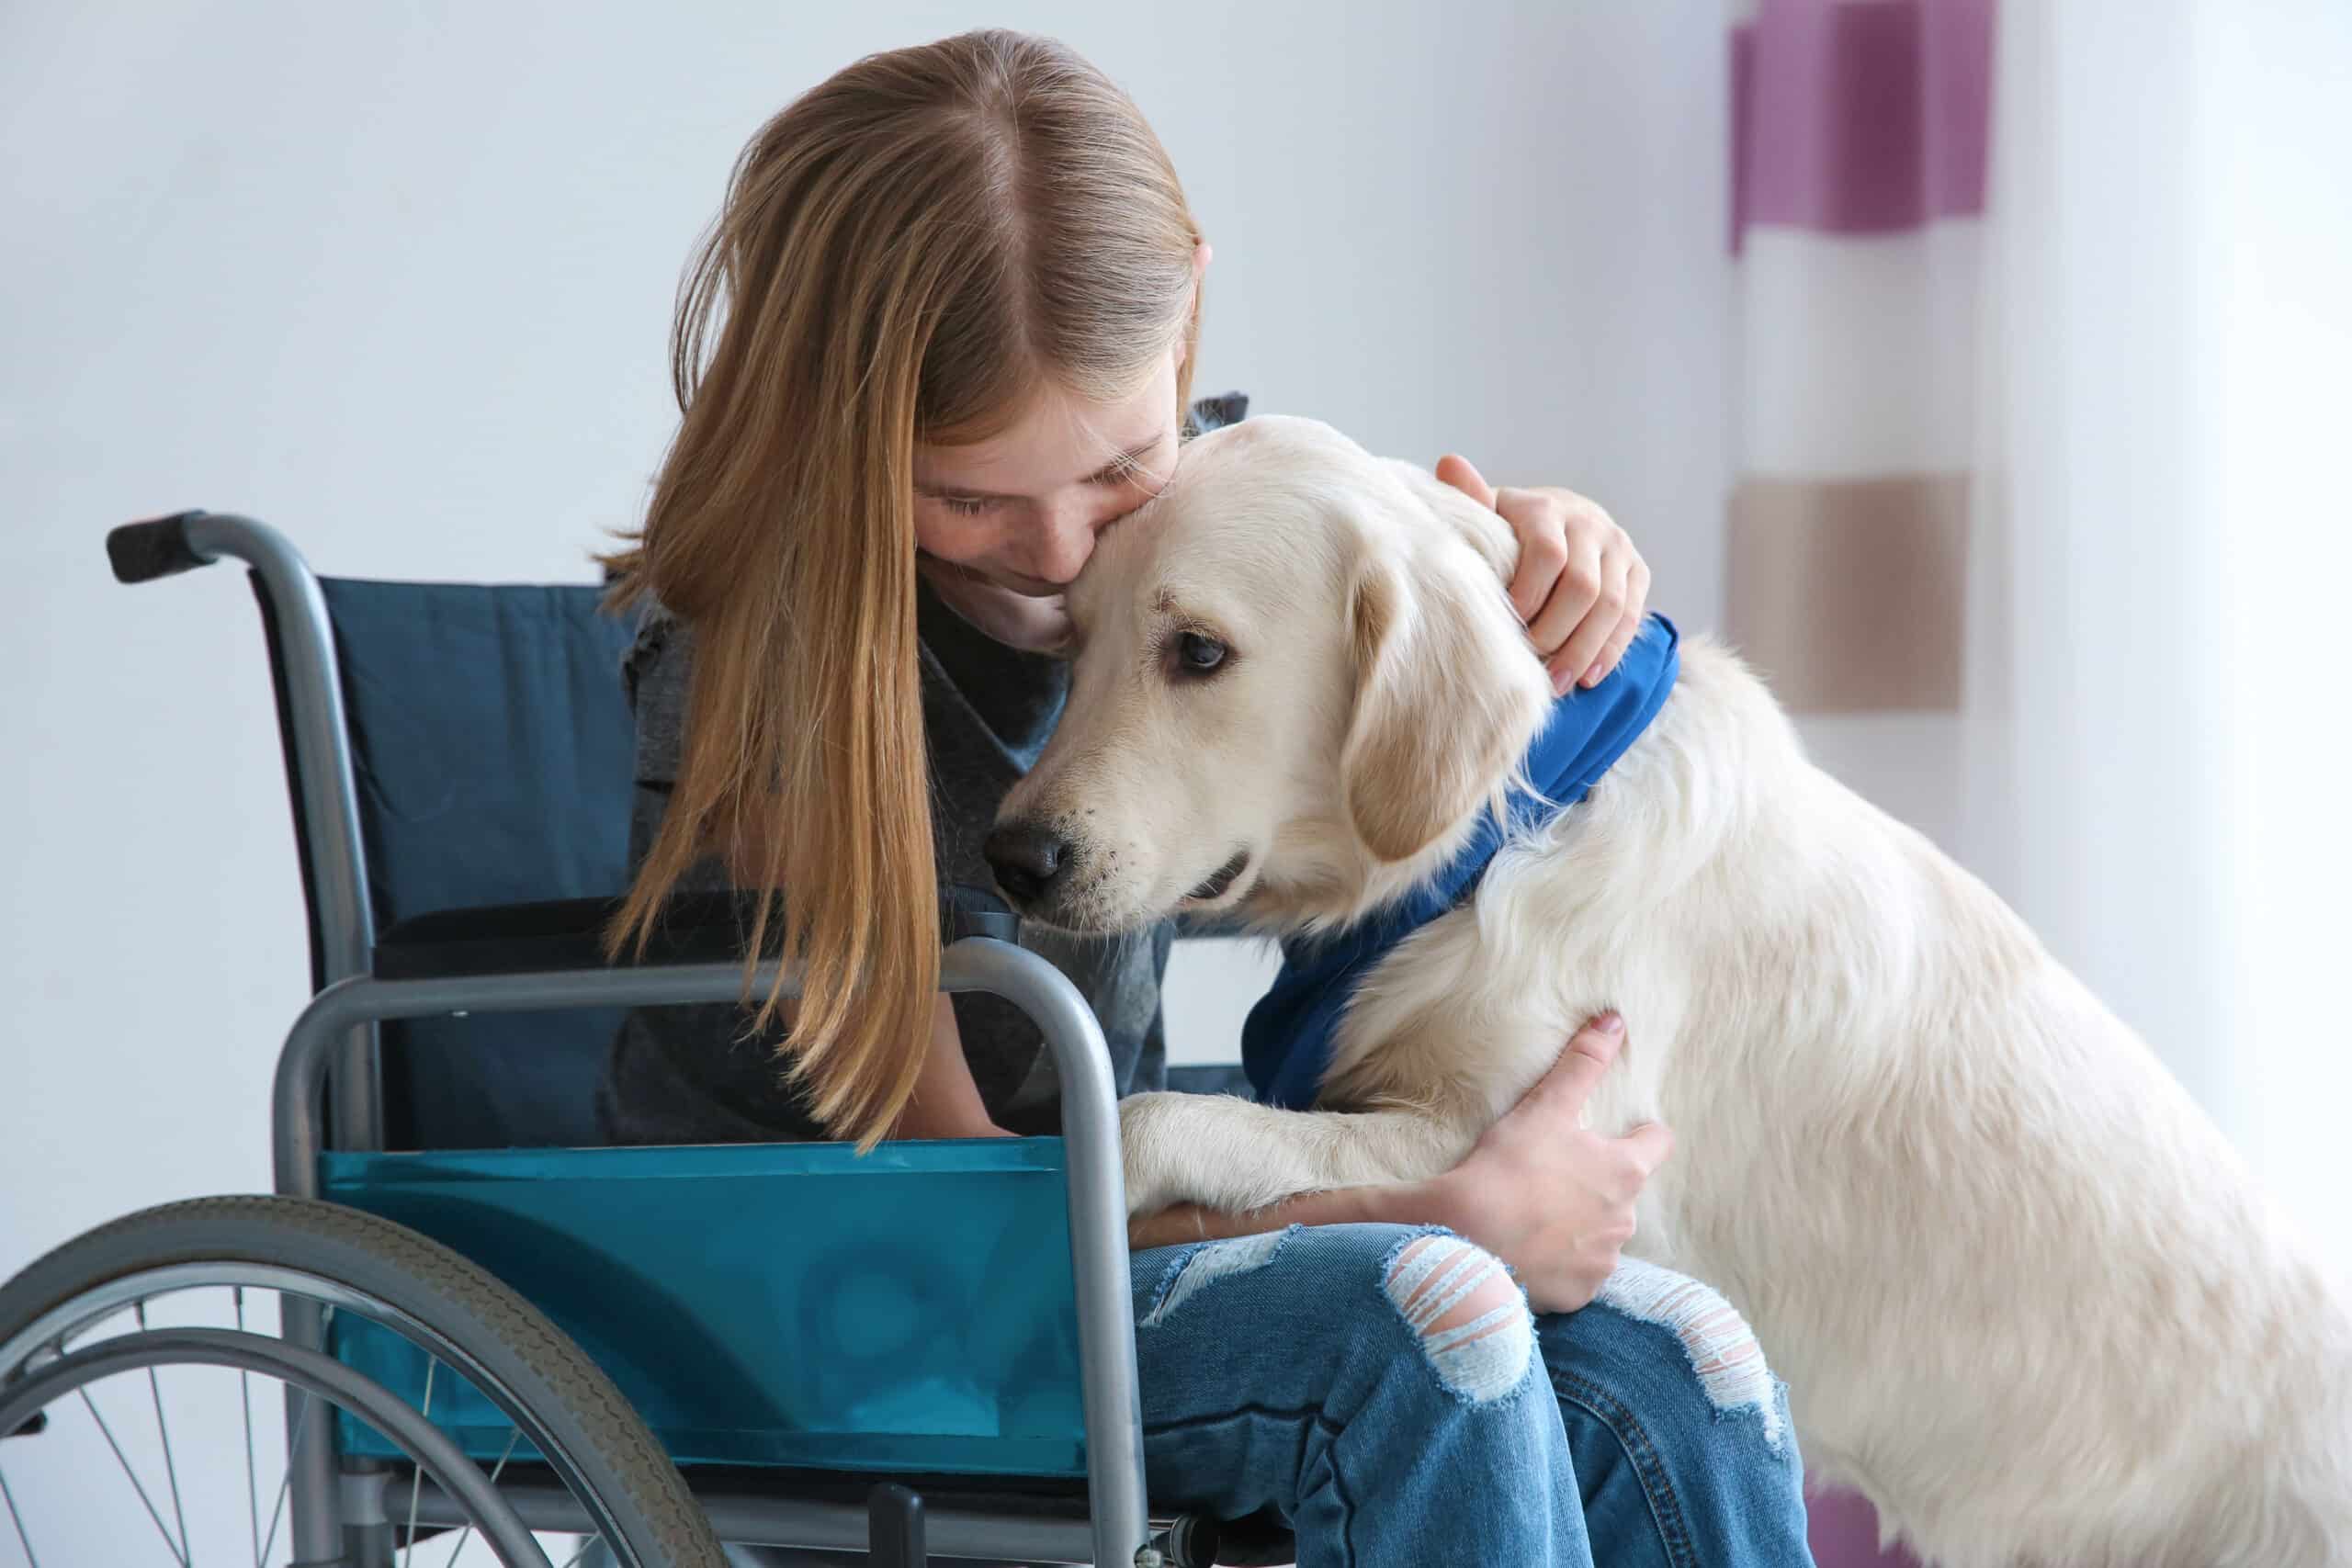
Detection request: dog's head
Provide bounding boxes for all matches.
[986,415,1551,934]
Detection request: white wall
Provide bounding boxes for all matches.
[2194,0,2352,1260]
[0,3,1727,1551]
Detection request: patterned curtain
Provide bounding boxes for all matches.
[1727,0,1993,850]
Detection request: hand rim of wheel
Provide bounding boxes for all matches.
[0,1324,550,1566]
[0,1260,639,1563]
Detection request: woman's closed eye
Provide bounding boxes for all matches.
[1089,434,1173,494]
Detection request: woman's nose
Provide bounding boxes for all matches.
[1031,500,1120,585]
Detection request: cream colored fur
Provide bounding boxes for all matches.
[997,415,2352,1568]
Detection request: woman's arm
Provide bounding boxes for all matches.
[1127,1185,1439,1248]
[888,997,1015,1139]
[1129,1016,1669,1314]
[712,798,1007,1140]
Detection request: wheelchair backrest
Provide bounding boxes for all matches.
[259,576,637,1150]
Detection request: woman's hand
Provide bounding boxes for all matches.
[1436,456,1651,695]
[1421,1014,1672,1313]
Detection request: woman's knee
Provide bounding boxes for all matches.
[1543,1258,1790,1454]
[1135,1223,1538,1404]
[1540,1262,1812,1564]
[1254,1224,1539,1405]
[1381,1232,1536,1404]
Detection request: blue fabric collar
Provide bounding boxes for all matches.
[1239,614,1680,1109]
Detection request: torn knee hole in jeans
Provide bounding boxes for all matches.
[1383,1234,1532,1403]
[1597,1258,1785,1451]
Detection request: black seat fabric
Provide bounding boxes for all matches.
[269,577,638,1149]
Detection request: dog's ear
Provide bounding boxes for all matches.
[1340,541,1551,863]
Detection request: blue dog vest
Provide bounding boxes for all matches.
[1240,615,1680,1109]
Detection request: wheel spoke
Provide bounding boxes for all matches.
[557,1535,601,1568]
[135,1304,193,1565]
[256,1391,314,1568]
[235,1290,259,1568]
[0,1463,40,1568]
[439,1427,521,1568]
[401,1359,436,1562]
[257,1306,332,1568]
[76,1387,188,1567]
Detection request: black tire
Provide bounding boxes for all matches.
[0,1195,728,1568]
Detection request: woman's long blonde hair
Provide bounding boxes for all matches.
[603,30,1202,1145]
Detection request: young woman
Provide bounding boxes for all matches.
[598,29,1813,1567]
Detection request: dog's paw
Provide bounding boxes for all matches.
[1119,1091,1320,1220]
[1118,1092,1196,1219]
[1121,1091,1264,1220]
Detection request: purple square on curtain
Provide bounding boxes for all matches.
[1808,1485,1923,1567]
[1729,0,1995,253]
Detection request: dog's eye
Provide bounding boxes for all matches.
[1174,631,1228,676]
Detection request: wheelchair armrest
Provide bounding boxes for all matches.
[369,886,1019,982]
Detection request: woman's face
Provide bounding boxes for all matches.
[912,346,1182,599]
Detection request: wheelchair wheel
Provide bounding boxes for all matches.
[0,1196,728,1568]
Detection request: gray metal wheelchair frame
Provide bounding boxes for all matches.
[173,514,1153,1567]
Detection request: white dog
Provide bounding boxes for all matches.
[988,415,2352,1567]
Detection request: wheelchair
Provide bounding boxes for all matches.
[0,512,1292,1567]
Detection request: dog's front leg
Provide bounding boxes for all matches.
[1118,1092,1476,1220]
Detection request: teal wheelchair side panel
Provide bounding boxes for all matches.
[322,1136,1086,1476]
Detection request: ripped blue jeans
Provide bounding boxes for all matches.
[1134,1224,1814,1568]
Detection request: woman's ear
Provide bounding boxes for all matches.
[1340,540,1551,863]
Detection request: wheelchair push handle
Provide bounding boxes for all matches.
[940,883,1020,945]
[106,510,216,583]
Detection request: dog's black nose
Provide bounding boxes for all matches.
[984,819,1072,905]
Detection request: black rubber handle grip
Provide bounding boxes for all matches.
[941,884,1020,945]
[106,511,212,584]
